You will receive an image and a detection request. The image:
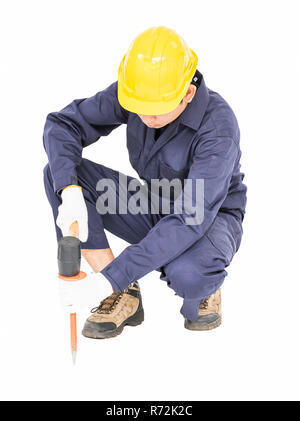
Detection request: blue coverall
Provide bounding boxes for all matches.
[43,73,247,321]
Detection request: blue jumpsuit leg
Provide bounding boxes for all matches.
[43,158,155,249]
[160,213,243,321]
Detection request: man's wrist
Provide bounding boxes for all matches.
[62,184,82,192]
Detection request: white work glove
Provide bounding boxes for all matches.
[59,272,113,313]
[56,185,88,242]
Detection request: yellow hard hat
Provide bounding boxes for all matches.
[118,26,198,115]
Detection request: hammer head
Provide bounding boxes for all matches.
[57,236,81,277]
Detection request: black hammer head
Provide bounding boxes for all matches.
[57,236,81,277]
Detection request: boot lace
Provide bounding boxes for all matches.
[90,283,136,315]
[199,297,209,310]
[91,291,124,314]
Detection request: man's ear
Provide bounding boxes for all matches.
[183,84,197,104]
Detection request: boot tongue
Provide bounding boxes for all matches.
[128,281,139,289]
[91,291,123,314]
[199,297,209,310]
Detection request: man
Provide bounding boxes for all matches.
[43,26,247,339]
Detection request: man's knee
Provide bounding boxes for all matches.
[163,242,226,300]
[77,158,116,183]
[43,163,53,189]
[164,258,201,297]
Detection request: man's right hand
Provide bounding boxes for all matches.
[56,185,89,242]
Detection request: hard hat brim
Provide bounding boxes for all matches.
[118,84,189,115]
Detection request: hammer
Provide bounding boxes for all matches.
[57,221,86,365]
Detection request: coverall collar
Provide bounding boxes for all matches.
[179,75,209,131]
[144,76,210,165]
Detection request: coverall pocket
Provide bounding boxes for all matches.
[205,214,241,266]
[159,161,188,182]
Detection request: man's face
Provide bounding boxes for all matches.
[138,84,196,129]
[138,104,184,129]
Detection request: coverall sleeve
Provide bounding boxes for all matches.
[102,136,239,289]
[43,81,129,192]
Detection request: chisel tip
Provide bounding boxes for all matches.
[72,350,77,365]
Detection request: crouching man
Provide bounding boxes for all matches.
[43,26,247,338]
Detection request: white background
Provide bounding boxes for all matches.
[0,0,299,401]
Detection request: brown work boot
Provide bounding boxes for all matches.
[184,289,221,331]
[82,281,144,339]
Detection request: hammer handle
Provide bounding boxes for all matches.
[69,221,79,238]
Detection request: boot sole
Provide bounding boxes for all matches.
[184,316,222,331]
[82,308,144,339]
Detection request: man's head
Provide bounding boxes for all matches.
[117,26,198,121]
